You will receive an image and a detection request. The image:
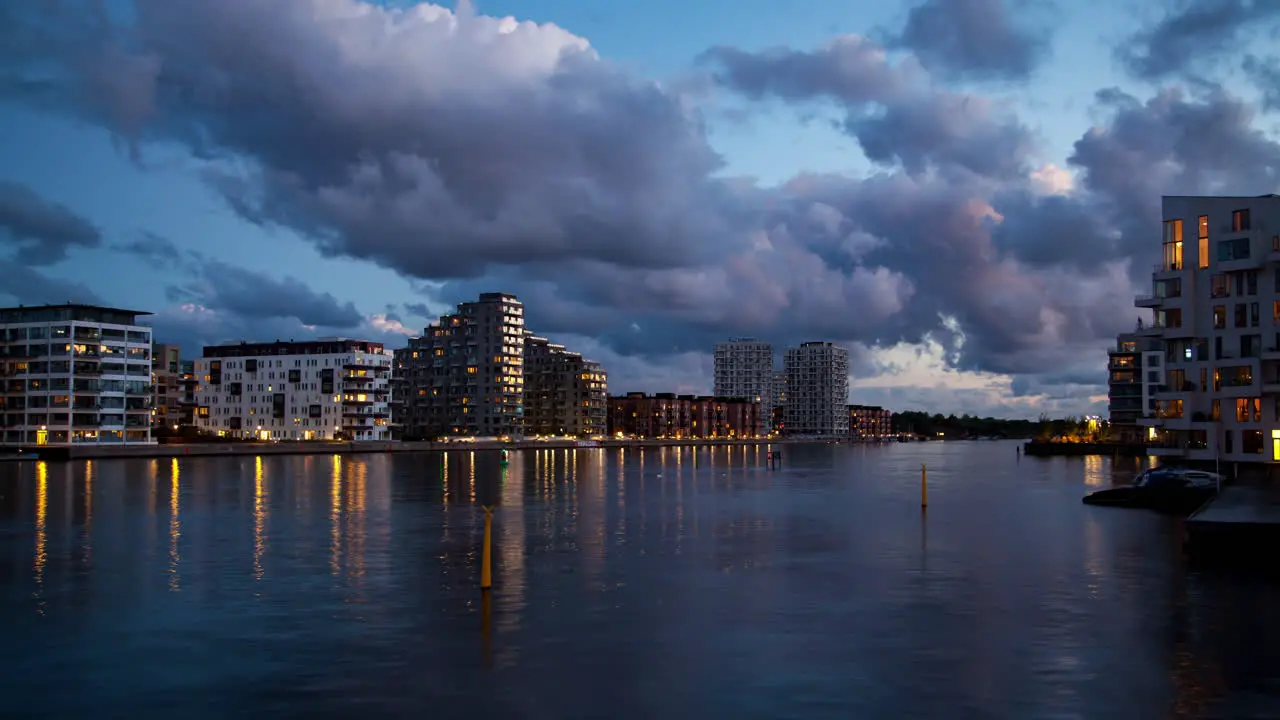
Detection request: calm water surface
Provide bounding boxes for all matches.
[3,441,1280,719]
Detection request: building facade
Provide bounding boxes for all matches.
[1140,194,1280,462]
[192,339,392,441]
[783,341,850,437]
[396,292,526,439]
[177,360,198,427]
[607,393,762,438]
[523,334,608,437]
[0,304,154,446]
[848,404,892,439]
[152,343,183,429]
[714,338,775,429]
[1107,332,1163,443]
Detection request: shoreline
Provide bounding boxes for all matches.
[15,437,835,461]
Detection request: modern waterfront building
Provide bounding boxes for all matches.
[152,342,183,429]
[714,338,775,429]
[396,292,526,439]
[607,392,761,438]
[192,338,393,441]
[783,341,850,437]
[0,304,155,446]
[1139,194,1280,462]
[1107,332,1163,443]
[848,404,892,439]
[523,334,608,437]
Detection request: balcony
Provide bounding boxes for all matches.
[1134,294,1162,308]
[1152,263,1182,279]
[1134,323,1166,337]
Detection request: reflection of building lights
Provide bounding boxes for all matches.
[169,458,181,590]
[253,456,266,581]
[331,455,342,576]
[34,461,48,597]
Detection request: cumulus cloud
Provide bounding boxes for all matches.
[5,0,1280,417]
[888,0,1052,82]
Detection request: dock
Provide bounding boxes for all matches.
[1184,486,1280,566]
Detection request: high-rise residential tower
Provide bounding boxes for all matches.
[783,341,849,437]
[714,337,775,429]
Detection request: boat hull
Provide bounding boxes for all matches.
[1082,486,1216,516]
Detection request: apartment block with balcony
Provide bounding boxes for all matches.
[607,392,761,439]
[523,334,608,437]
[152,343,183,429]
[193,339,392,441]
[770,369,786,434]
[714,338,776,430]
[1139,195,1280,462]
[0,304,155,446]
[783,341,850,437]
[1107,332,1163,443]
[177,360,198,427]
[396,292,526,439]
[848,404,893,439]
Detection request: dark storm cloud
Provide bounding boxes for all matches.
[889,0,1051,82]
[1116,0,1280,81]
[167,260,365,329]
[0,181,101,264]
[700,37,1035,179]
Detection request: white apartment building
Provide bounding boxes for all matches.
[0,304,155,446]
[714,337,775,429]
[1141,194,1280,463]
[193,338,393,441]
[783,341,849,437]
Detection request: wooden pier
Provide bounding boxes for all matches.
[1184,486,1280,567]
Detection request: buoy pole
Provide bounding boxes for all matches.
[921,463,928,508]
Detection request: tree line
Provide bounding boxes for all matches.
[891,411,1104,441]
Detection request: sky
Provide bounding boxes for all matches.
[1,0,1279,420]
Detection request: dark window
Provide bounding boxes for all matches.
[1218,237,1250,261]
[229,382,242,395]
[309,405,322,418]
[288,369,301,383]
[246,358,258,373]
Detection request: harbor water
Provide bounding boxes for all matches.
[3,441,1280,719]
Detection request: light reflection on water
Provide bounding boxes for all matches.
[1,441,1278,718]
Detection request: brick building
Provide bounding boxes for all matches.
[607,392,762,438]
[848,404,893,439]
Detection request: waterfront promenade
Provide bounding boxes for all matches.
[15,436,804,461]
[2,441,1274,718]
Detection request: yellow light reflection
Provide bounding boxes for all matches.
[345,459,368,584]
[169,458,181,590]
[1083,454,1104,488]
[34,461,48,603]
[253,456,267,581]
[442,453,449,505]
[469,450,476,503]
[331,454,342,576]
[84,460,93,555]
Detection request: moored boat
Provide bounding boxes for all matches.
[1082,467,1221,515]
